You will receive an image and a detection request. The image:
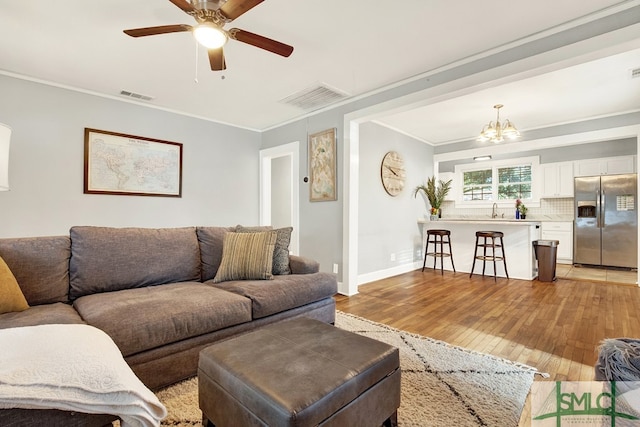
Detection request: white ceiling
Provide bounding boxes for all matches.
[1,0,639,143]
[377,47,640,145]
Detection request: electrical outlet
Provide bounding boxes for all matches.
[416,249,422,258]
[332,263,339,274]
[390,253,396,262]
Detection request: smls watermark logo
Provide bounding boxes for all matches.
[532,381,640,426]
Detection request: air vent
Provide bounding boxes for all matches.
[280,83,349,111]
[119,90,154,101]
[631,68,640,79]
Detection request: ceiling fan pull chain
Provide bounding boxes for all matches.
[194,40,199,83]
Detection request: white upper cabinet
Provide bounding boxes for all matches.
[574,155,636,177]
[541,161,574,198]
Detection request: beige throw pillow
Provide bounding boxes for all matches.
[213,231,277,283]
[236,225,292,275]
[0,255,29,314]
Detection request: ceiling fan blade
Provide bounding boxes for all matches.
[208,48,227,71]
[124,24,192,37]
[229,29,293,57]
[168,0,197,14]
[219,0,264,20]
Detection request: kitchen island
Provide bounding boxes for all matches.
[419,219,542,280]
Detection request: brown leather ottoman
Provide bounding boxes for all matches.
[198,317,400,427]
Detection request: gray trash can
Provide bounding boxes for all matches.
[533,240,559,282]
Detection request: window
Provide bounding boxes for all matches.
[463,169,492,201]
[454,156,539,206]
[498,165,531,200]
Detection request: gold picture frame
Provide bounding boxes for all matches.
[84,128,182,197]
[308,128,337,202]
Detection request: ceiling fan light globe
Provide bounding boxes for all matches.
[193,24,227,48]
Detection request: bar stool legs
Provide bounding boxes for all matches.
[423,229,455,275]
[469,231,508,281]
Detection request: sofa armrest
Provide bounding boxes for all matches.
[289,255,320,274]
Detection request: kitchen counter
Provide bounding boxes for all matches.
[420,218,542,226]
[419,215,573,223]
[419,219,542,280]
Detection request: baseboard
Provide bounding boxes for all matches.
[357,262,422,287]
[336,281,354,296]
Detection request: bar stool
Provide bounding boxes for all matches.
[469,231,509,281]
[423,229,455,275]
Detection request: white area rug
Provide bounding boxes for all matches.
[156,311,541,426]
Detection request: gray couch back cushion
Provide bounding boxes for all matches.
[69,226,201,300]
[0,236,71,305]
[196,226,235,281]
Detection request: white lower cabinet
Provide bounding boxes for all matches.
[540,221,573,264]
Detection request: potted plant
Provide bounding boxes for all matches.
[414,176,452,220]
[515,199,528,219]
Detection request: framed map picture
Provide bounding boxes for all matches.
[308,128,337,202]
[84,128,182,197]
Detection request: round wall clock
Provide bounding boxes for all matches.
[381,151,406,196]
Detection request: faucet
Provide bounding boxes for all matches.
[492,203,498,219]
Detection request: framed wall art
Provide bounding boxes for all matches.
[84,128,182,197]
[308,128,337,202]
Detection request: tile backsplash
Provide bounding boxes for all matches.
[439,198,574,220]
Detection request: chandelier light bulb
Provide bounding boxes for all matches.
[502,120,520,139]
[193,23,227,49]
[484,122,496,138]
[477,130,489,142]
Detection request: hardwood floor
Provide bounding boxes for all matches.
[334,268,640,426]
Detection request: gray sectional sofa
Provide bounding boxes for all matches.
[0,225,337,395]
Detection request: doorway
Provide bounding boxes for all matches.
[259,142,300,255]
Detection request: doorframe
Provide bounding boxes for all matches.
[259,141,300,255]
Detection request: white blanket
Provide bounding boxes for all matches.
[0,324,167,427]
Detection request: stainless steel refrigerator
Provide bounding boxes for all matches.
[574,173,637,268]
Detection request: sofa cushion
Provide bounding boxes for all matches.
[0,236,71,305]
[237,226,293,275]
[73,282,252,357]
[0,256,29,314]
[196,226,236,282]
[209,272,337,319]
[289,255,320,275]
[213,231,277,283]
[0,303,85,329]
[69,226,201,300]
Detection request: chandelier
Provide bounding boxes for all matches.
[477,104,520,143]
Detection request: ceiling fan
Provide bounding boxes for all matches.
[123,0,294,71]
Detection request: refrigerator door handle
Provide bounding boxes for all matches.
[596,190,600,228]
[601,190,605,228]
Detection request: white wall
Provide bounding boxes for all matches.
[357,122,433,277]
[0,75,261,237]
[262,117,343,275]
